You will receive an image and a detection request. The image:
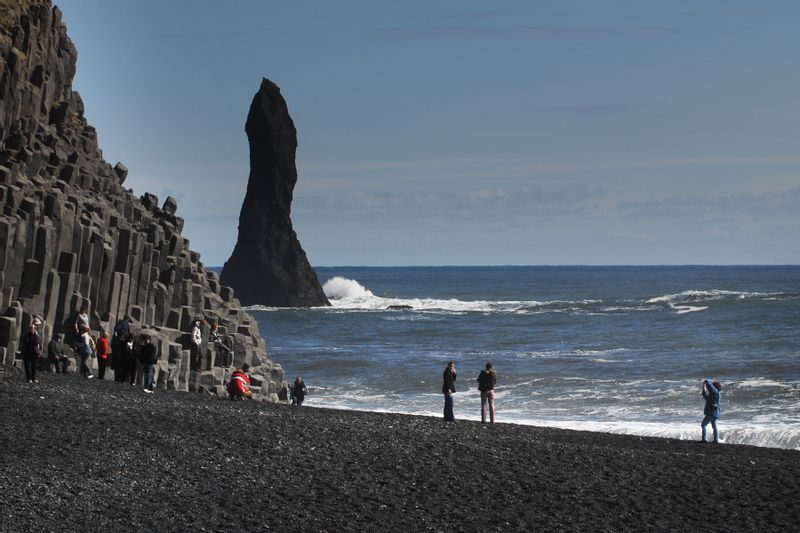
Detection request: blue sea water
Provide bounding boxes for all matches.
[244,266,800,449]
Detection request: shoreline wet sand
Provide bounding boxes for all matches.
[1,366,798,532]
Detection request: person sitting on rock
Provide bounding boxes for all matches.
[227,363,252,401]
[20,318,43,384]
[210,321,231,368]
[47,333,68,374]
[290,376,307,406]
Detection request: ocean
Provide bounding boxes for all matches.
[243,266,800,450]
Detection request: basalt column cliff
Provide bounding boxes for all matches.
[220,79,329,307]
[0,2,286,400]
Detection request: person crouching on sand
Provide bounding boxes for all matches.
[442,361,457,421]
[477,362,496,423]
[227,364,252,401]
[701,379,723,443]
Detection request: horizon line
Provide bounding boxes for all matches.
[206,263,800,269]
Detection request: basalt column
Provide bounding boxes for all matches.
[221,78,329,307]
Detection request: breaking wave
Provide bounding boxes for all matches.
[244,279,796,316]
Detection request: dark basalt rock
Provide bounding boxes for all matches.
[0,1,286,401]
[220,78,329,307]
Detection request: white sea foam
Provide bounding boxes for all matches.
[303,391,800,449]
[673,305,709,314]
[319,276,547,313]
[735,378,794,389]
[646,289,787,305]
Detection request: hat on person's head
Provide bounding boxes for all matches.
[242,363,250,373]
[32,317,42,326]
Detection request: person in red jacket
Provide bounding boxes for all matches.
[96,329,110,380]
[227,364,252,401]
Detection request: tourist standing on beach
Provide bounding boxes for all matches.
[190,320,202,371]
[47,333,68,373]
[291,376,307,406]
[701,379,722,443]
[442,361,457,421]
[77,325,95,379]
[112,316,131,381]
[477,362,497,423]
[73,300,89,344]
[96,329,110,380]
[114,334,131,384]
[20,318,43,383]
[139,334,158,394]
[119,334,137,385]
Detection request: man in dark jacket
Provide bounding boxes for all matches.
[442,360,457,421]
[290,376,307,406]
[112,316,132,381]
[47,333,68,373]
[20,318,43,383]
[477,362,497,423]
[701,379,723,443]
[138,335,159,394]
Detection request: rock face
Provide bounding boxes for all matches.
[0,2,286,401]
[220,79,329,307]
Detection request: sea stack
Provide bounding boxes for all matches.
[221,79,329,307]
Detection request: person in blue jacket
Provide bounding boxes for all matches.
[701,379,723,443]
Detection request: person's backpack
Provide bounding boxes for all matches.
[477,371,486,392]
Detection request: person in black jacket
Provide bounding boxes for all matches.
[123,334,137,385]
[113,334,134,385]
[138,334,159,394]
[442,360,457,421]
[290,376,307,406]
[20,319,43,383]
[111,316,132,382]
[477,362,497,423]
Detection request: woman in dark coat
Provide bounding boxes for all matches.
[113,334,134,384]
[442,360,457,421]
[20,319,43,383]
[291,377,307,406]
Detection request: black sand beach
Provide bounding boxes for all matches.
[1,366,798,532]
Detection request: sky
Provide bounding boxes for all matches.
[57,0,799,266]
